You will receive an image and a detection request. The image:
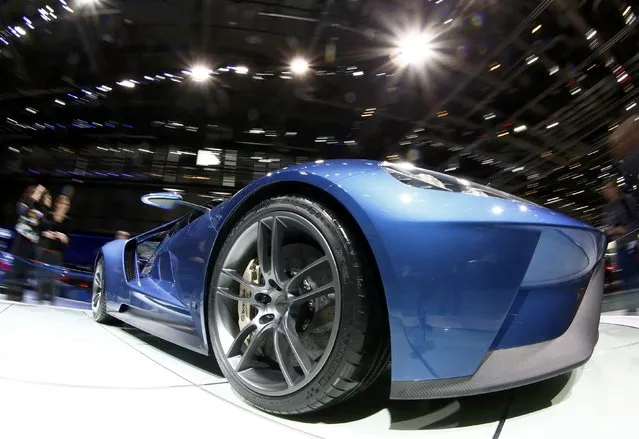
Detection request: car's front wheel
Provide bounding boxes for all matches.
[208,196,389,415]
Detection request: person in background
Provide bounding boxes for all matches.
[115,230,130,240]
[37,195,71,303]
[4,185,48,301]
[602,179,639,291]
[610,114,639,193]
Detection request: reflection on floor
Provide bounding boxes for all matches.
[0,289,90,310]
[0,301,637,439]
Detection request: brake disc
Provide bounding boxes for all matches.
[237,245,335,364]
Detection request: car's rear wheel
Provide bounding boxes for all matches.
[92,258,112,323]
[208,196,389,415]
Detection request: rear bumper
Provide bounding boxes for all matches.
[390,260,604,399]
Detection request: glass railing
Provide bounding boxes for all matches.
[0,251,93,306]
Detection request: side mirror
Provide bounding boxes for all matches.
[141,192,210,212]
[141,192,184,210]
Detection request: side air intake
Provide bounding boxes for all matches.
[123,242,137,282]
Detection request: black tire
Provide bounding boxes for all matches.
[208,196,390,415]
[92,258,113,324]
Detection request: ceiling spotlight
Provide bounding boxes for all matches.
[234,65,249,75]
[76,0,99,6]
[189,65,213,82]
[290,57,310,75]
[117,80,136,88]
[393,32,434,67]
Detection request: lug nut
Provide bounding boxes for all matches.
[259,314,275,324]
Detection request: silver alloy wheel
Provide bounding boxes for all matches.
[213,211,341,397]
[92,262,103,314]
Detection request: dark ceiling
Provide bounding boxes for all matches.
[1,0,638,226]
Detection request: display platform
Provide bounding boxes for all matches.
[0,301,637,439]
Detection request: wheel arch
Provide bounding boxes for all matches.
[201,180,391,357]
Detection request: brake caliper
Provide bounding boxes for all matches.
[239,259,260,345]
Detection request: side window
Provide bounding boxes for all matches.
[137,211,204,275]
[167,215,188,239]
[165,210,203,240]
[187,210,204,224]
[137,231,167,261]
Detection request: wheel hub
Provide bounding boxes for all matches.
[273,292,289,314]
[256,288,289,322]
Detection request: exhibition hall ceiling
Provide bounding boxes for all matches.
[0,0,637,225]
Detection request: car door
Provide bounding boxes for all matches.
[132,210,204,315]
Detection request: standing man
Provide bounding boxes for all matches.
[602,179,639,290]
[115,231,130,240]
[610,115,639,191]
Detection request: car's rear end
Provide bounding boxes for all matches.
[325,162,607,399]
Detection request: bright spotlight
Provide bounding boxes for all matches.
[290,57,309,75]
[189,65,213,82]
[393,32,434,67]
[234,65,249,75]
[117,80,136,88]
[76,0,100,6]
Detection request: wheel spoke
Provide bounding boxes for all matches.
[92,291,100,308]
[221,268,258,293]
[257,216,286,285]
[270,217,284,285]
[93,272,102,289]
[235,322,275,372]
[273,329,296,387]
[289,281,335,306]
[226,320,257,358]
[285,256,329,294]
[215,287,256,304]
[283,314,313,375]
[256,219,270,276]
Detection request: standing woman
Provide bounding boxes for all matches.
[37,195,71,303]
[5,184,48,301]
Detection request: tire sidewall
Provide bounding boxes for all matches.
[208,197,364,413]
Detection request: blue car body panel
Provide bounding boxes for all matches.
[98,159,606,391]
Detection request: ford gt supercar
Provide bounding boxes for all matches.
[92,159,606,415]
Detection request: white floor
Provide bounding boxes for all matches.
[0,302,637,439]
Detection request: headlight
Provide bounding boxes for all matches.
[381,162,532,203]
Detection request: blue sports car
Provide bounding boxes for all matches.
[92,160,606,415]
